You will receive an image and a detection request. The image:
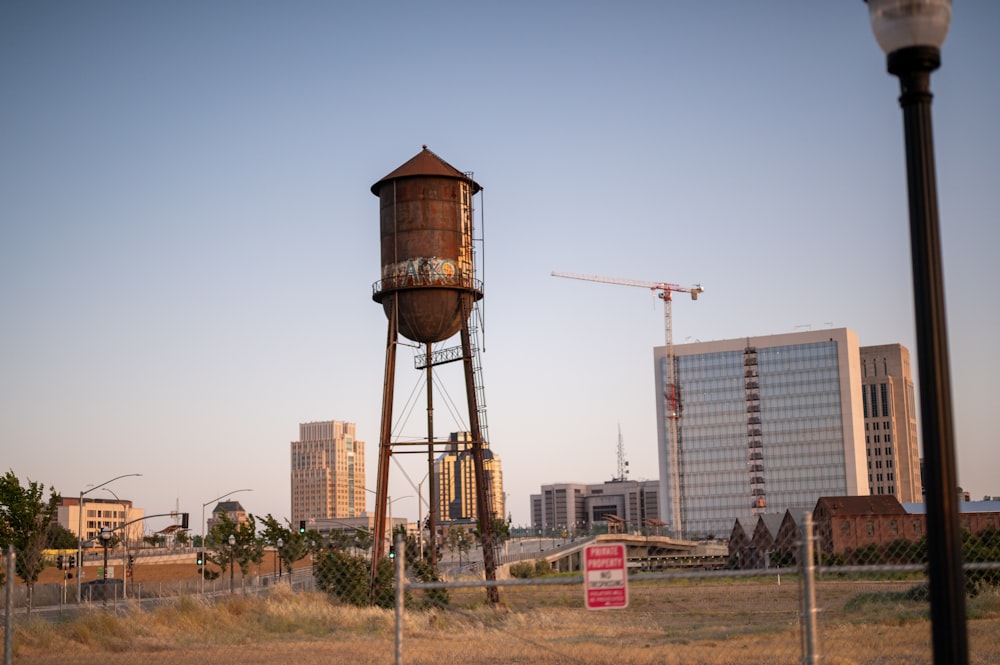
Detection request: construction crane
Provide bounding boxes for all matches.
[551,270,703,538]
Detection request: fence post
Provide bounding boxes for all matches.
[394,532,404,665]
[4,544,15,665]
[799,511,820,665]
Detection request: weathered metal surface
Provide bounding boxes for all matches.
[371,147,482,343]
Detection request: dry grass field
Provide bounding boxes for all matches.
[6,577,1000,665]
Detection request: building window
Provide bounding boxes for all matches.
[840,521,851,536]
[865,521,875,536]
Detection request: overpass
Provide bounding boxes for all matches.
[535,534,725,573]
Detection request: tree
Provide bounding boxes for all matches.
[256,513,289,550]
[327,529,352,552]
[0,471,60,614]
[446,526,473,566]
[143,534,165,548]
[234,514,264,578]
[353,528,372,556]
[253,513,309,576]
[205,512,238,575]
[47,522,78,550]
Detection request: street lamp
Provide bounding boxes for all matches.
[277,538,283,579]
[99,526,112,578]
[365,488,412,557]
[103,487,130,600]
[228,534,236,594]
[76,473,141,603]
[201,488,252,594]
[99,526,112,606]
[865,2,966,664]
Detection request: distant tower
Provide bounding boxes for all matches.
[859,344,923,502]
[290,420,366,524]
[370,146,498,602]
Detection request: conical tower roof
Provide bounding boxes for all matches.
[371,145,481,195]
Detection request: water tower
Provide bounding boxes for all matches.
[370,146,498,602]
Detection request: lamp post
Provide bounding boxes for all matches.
[228,534,236,594]
[99,526,112,606]
[99,526,111,578]
[201,488,252,594]
[865,2,966,664]
[76,473,141,603]
[102,487,130,600]
[277,538,283,579]
[365,488,412,558]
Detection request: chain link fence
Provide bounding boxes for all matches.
[3,522,1000,664]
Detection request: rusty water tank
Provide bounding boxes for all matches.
[371,146,483,343]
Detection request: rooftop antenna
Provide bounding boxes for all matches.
[615,423,629,482]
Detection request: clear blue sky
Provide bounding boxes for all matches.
[2,2,997,530]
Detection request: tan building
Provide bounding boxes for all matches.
[860,344,923,502]
[435,432,504,525]
[290,420,366,524]
[206,500,250,532]
[58,497,144,547]
[530,479,660,535]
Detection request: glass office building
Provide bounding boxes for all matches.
[653,329,867,539]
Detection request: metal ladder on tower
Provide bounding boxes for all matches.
[460,174,493,519]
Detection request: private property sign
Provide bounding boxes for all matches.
[584,543,628,610]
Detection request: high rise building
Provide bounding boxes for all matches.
[290,420,366,524]
[435,432,505,524]
[860,343,923,502]
[654,328,868,539]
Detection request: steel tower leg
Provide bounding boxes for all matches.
[460,310,499,604]
[371,297,398,599]
[425,343,438,568]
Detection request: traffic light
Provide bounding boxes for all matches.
[69,553,76,569]
[196,551,204,566]
[128,555,135,568]
[181,512,189,529]
[299,520,306,534]
[388,545,396,559]
[57,555,64,570]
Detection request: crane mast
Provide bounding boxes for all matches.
[551,270,703,538]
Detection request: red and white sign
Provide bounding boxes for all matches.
[584,543,628,610]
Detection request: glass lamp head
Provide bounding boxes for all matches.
[867,0,952,54]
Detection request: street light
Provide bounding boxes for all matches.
[865,2,966,664]
[99,526,112,578]
[76,473,142,603]
[277,537,283,579]
[228,534,236,594]
[103,487,130,600]
[201,488,252,594]
[365,488,412,557]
